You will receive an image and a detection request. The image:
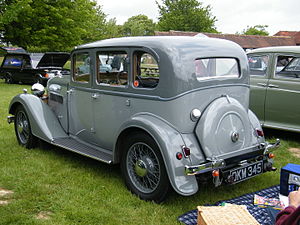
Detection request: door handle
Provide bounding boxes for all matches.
[67,89,74,94]
[257,83,267,87]
[92,93,100,99]
[268,84,279,88]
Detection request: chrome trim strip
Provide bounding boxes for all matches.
[51,141,112,164]
[70,83,249,102]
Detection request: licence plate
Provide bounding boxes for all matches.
[229,161,263,183]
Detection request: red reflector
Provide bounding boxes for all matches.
[176,152,183,160]
[268,153,275,159]
[212,170,219,177]
[133,80,139,87]
[256,129,264,137]
[182,147,191,157]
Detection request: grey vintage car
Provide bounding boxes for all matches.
[7,36,279,202]
[248,46,300,133]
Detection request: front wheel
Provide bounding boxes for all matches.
[121,133,170,203]
[14,105,37,149]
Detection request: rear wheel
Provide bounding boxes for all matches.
[121,133,170,203]
[14,105,37,149]
[5,73,14,84]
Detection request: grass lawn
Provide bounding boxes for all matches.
[0,79,300,224]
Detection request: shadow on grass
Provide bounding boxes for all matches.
[37,139,120,176]
[264,128,300,143]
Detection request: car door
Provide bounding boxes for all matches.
[68,51,95,144]
[91,48,130,150]
[248,54,271,123]
[264,54,300,131]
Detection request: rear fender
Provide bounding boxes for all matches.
[248,109,265,143]
[9,94,68,142]
[117,113,198,196]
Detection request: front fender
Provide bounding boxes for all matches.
[117,113,198,196]
[9,93,68,142]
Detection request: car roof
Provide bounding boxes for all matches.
[247,46,300,54]
[0,47,26,53]
[75,36,244,58]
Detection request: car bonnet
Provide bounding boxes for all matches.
[37,53,70,68]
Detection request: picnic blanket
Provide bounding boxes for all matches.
[178,185,280,225]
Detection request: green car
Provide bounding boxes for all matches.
[248,46,300,132]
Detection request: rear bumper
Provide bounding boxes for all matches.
[185,139,280,176]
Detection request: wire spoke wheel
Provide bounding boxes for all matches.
[121,133,170,202]
[127,142,160,193]
[14,105,37,149]
[16,110,30,145]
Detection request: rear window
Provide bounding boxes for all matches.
[195,58,240,81]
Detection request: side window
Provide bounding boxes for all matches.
[275,56,293,72]
[73,53,90,83]
[248,55,269,76]
[96,51,128,86]
[23,57,31,68]
[275,56,300,79]
[2,55,23,68]
[133,51,159,88]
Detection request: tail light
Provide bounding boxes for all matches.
[44,73,49,78]
[268,153,275,159]
[181,146,191,157]
[176,152,183,160]
[212,170,220,177]
[255,128,264,137]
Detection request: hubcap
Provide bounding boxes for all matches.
[231,131,240,142]
[127,142,160,193]
[135,160,147,177]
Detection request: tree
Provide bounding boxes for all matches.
[122,14,156,36]
[0,0,107,51]
[102,18,123,39]
[240,25,269,36]
[156,0,217,33]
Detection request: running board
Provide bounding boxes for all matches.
[52,137,113,164]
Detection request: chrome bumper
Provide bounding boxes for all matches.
[264,139,280,154]
[185,140,280,176]
[7,116,15,124]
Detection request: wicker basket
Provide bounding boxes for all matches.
[197,205,260,225]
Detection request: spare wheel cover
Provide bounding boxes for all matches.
[195,96,251,159]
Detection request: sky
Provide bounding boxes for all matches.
[96,0,300,35]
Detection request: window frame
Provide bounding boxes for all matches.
[132,50,160,89]
[274,54,300,81]
[2,55,24,69]
[247,54,270,77]
[72,51,91,85]
[95,49,129,88]
[194,57,241,81]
